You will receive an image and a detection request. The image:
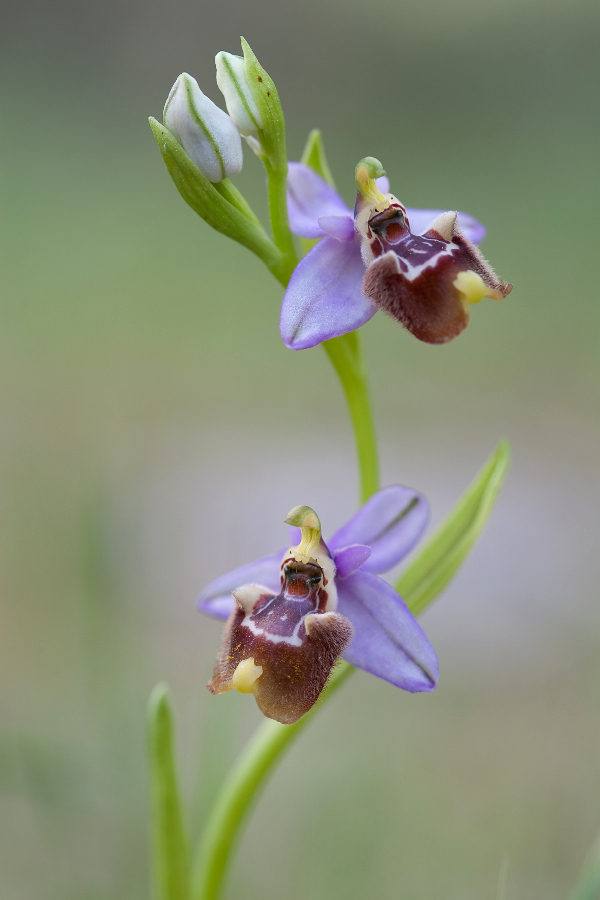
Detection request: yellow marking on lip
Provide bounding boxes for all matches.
[454,270,503,305]
[231,657,263,693]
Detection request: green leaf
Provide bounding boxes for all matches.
[148,683,190,900]
[397,439,510,616]
[569,834,600,900]
[213,179,262,227]
[298,128,338,257]
[148,118,282,275]
[301,129,337,189]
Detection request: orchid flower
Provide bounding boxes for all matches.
[198,486,438,724]
[281,157,512,349]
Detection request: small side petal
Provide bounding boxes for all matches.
[406,208,486,244]
[329,485,429,574]
[375,175,390,194]
[339,570,439,692]
[280,235,377,350]
[287,162,351,238]
[197,550,283,619]
[317,214,355,241]
[333,544,372,578]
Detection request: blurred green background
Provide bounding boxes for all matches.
[1,0,599,897]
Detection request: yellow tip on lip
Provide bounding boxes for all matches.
[231,657,263,693]
[454,270,504,305]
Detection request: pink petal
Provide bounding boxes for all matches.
[329,485,429,574]
[333,544,372,578]
[280,235,377,350]
[197,550,283,619]
[317,214,355,241]
[339,569,439,692]
[287,162,351,239]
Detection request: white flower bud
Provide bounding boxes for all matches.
[163,73,243,183]
[215,51,264,137]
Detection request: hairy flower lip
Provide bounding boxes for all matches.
[198,485,438,695]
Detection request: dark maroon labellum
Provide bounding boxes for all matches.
[362,213,512,344]
[208,555,352,724]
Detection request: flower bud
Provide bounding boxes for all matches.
[215,51,263,137]
[163,73,243,183]
[216,39,287,171]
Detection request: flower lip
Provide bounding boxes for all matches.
[208,528,350,723]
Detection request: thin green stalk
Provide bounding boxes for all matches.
[265,161,297,283]
[323,331,380,505]
[191,662,354,900]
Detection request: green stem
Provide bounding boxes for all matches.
[323,332,380,505]
[192,662,354,900]
[264,160,298,284]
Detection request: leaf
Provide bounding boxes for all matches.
[397,440,510,616]
[300,129,337,189]
[297,129,337,257]
[148,683,190,900]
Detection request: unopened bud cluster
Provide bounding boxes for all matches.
[159,38,284,185]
